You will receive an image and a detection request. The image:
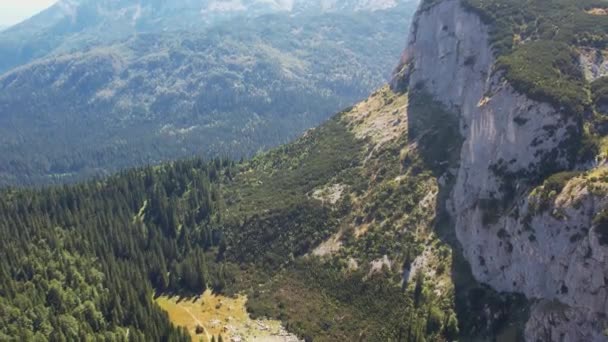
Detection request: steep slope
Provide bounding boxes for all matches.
[0,87,465,341]
[0,4,417,187]
[0,74,534,340]
[393,0,608,339]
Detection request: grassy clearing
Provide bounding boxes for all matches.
[156,291,296,341]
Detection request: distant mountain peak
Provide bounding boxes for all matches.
[0,0,415,74]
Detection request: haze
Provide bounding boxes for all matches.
[0,0,56,27]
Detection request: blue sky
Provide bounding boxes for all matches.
[0,0,57,27]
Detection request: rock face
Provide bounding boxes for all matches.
[395,0,608,339]
[580,48,608,82]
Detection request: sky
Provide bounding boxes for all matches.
[0,0,57,27]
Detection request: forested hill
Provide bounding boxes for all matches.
[0,1,417,187]
[0,86,524,341]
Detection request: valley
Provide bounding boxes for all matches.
[0,0,417,186]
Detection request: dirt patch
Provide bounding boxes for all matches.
[312,231,343,256]
[418,188,438,210]
[156,291,301,342]
[368,255,392,275]
[354,222,370,238]
[311,183,345,205]
[586,7,608,15]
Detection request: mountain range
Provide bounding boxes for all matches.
[0,0,418,186]
[0,0,411,73]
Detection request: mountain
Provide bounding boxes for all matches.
[0,0,414,74]
[0,1,418,186]
[1,0,607,340]
[394,0,608,339]
[0,84,492,341]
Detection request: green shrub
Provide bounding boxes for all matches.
[463,0,608,117]
[496,41,588,116]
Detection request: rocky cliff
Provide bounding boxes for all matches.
[393,0,608,340]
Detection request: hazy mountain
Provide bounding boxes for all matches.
[0,0,415,73]
[0,2,417,186]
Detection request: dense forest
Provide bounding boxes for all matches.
[0,159,230,340]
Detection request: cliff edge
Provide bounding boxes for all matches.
[393,0,608,340]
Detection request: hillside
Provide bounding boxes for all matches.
[0,2,417,187]
[0,79,533,340]
[0,86,482,341]
[1,0,608,340]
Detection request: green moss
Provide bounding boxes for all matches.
[496,41,588,115]
[592,77,608,129]
[543,171,583,193]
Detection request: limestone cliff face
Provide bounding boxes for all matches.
[394,0,608,340]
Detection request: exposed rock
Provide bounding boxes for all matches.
[311,183,346,205]
[586,7,608,16]
[580,48,608,82]
[348,257,360,271]
[525,301,608,342]
[311,230,343,256]
[398,0,608,339]
[406,246,435,283]
[369,255,392,275]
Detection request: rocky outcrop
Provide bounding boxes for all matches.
[580,48,608,82]
[394,0,608,339]
[526,300,608,342]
